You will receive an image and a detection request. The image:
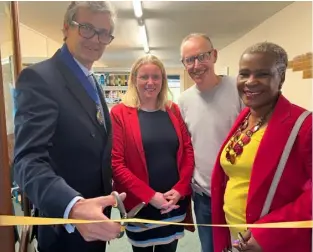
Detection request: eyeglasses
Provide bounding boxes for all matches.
[71,21,114,45]
[181,50,214,66]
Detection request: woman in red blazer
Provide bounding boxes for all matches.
[110,54,195,252]
[211,42,312,252]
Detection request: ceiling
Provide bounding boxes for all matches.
[17,1,293,69]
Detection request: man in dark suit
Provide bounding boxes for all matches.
[13,2,125,252]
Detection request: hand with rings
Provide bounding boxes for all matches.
[233,230,263,252]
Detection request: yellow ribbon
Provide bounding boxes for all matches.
[0,215,312,228]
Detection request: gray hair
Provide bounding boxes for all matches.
[63,1,116,40]
[242,42,288,74]
[180,33,214,56]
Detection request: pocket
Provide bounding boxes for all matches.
[37,224,63,251]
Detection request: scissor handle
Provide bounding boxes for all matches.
[111,191,127,239]
[111,191,127,213]
[117,226,125,239]
[117,214,126,239]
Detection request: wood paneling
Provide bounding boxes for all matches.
[288,52,313,79]
[0,2,21,252]
[7,133,14,164]
[11,1,22,83]
[0,46,15,252]
[303,69,313,79]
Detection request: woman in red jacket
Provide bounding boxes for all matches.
[211,42,312,252]
[110,54,195,252]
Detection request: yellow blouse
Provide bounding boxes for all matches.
[220,127,266,238]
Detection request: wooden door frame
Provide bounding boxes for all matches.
[0,2,22,252]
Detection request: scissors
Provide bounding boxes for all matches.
[222,232,247,252]
[236,231,248,251]
[111,191,149,238]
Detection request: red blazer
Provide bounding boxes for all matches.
[110,102,195,230]
[211,95,312,252]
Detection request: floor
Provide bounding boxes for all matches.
[13,201,201,252]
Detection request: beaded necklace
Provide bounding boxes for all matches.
[225,111,269,165]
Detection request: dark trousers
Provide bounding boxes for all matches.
[132,240,178,252]
[37,225,106,252]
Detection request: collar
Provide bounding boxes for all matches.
[73,57,93,77]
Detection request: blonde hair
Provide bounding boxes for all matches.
[122,54,172,110]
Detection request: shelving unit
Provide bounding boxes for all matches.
[93,72,182,107]
[94,72,130,107]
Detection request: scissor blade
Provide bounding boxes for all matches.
[127,202,145,218]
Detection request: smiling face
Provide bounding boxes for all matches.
[237,52,285,111]
[63,7,112,69]
[135,63,163,103]
[181,36,217,90]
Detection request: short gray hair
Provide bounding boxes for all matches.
[180,33,214,56]
[242,42,288,74]
[63,1,116,37]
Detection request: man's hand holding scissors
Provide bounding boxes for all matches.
[69,193,127,242]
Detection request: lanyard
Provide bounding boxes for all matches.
[59,44,100,105]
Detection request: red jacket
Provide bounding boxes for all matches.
[211,95,312,252]
[110,102,195,230]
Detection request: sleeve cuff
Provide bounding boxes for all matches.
[63,196,84,233]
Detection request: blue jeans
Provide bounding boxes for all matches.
[193,192,214,252]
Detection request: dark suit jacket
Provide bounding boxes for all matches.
[13,49,112,252]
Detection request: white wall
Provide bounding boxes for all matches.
[216,1,312,110]
[20,23,60,58]
[19,23,106,68]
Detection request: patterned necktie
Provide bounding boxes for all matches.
[88,74,106,131]
[88,74,96,89]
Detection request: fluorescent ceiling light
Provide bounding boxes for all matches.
[139,24,149,53]
[132,0,143,18]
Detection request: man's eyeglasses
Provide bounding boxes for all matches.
[181,50,214,66]
[71,21,114,45]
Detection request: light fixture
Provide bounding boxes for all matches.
[139,24,150,53]
[132,0,148,53]
[132,0,143,18]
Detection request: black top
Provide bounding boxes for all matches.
[127,109,187,246]
[138,109,179,193]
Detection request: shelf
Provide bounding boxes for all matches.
[94,72,129,87]
[102,86,128,91]
[105,98,121,105]
[97,72,130,75]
